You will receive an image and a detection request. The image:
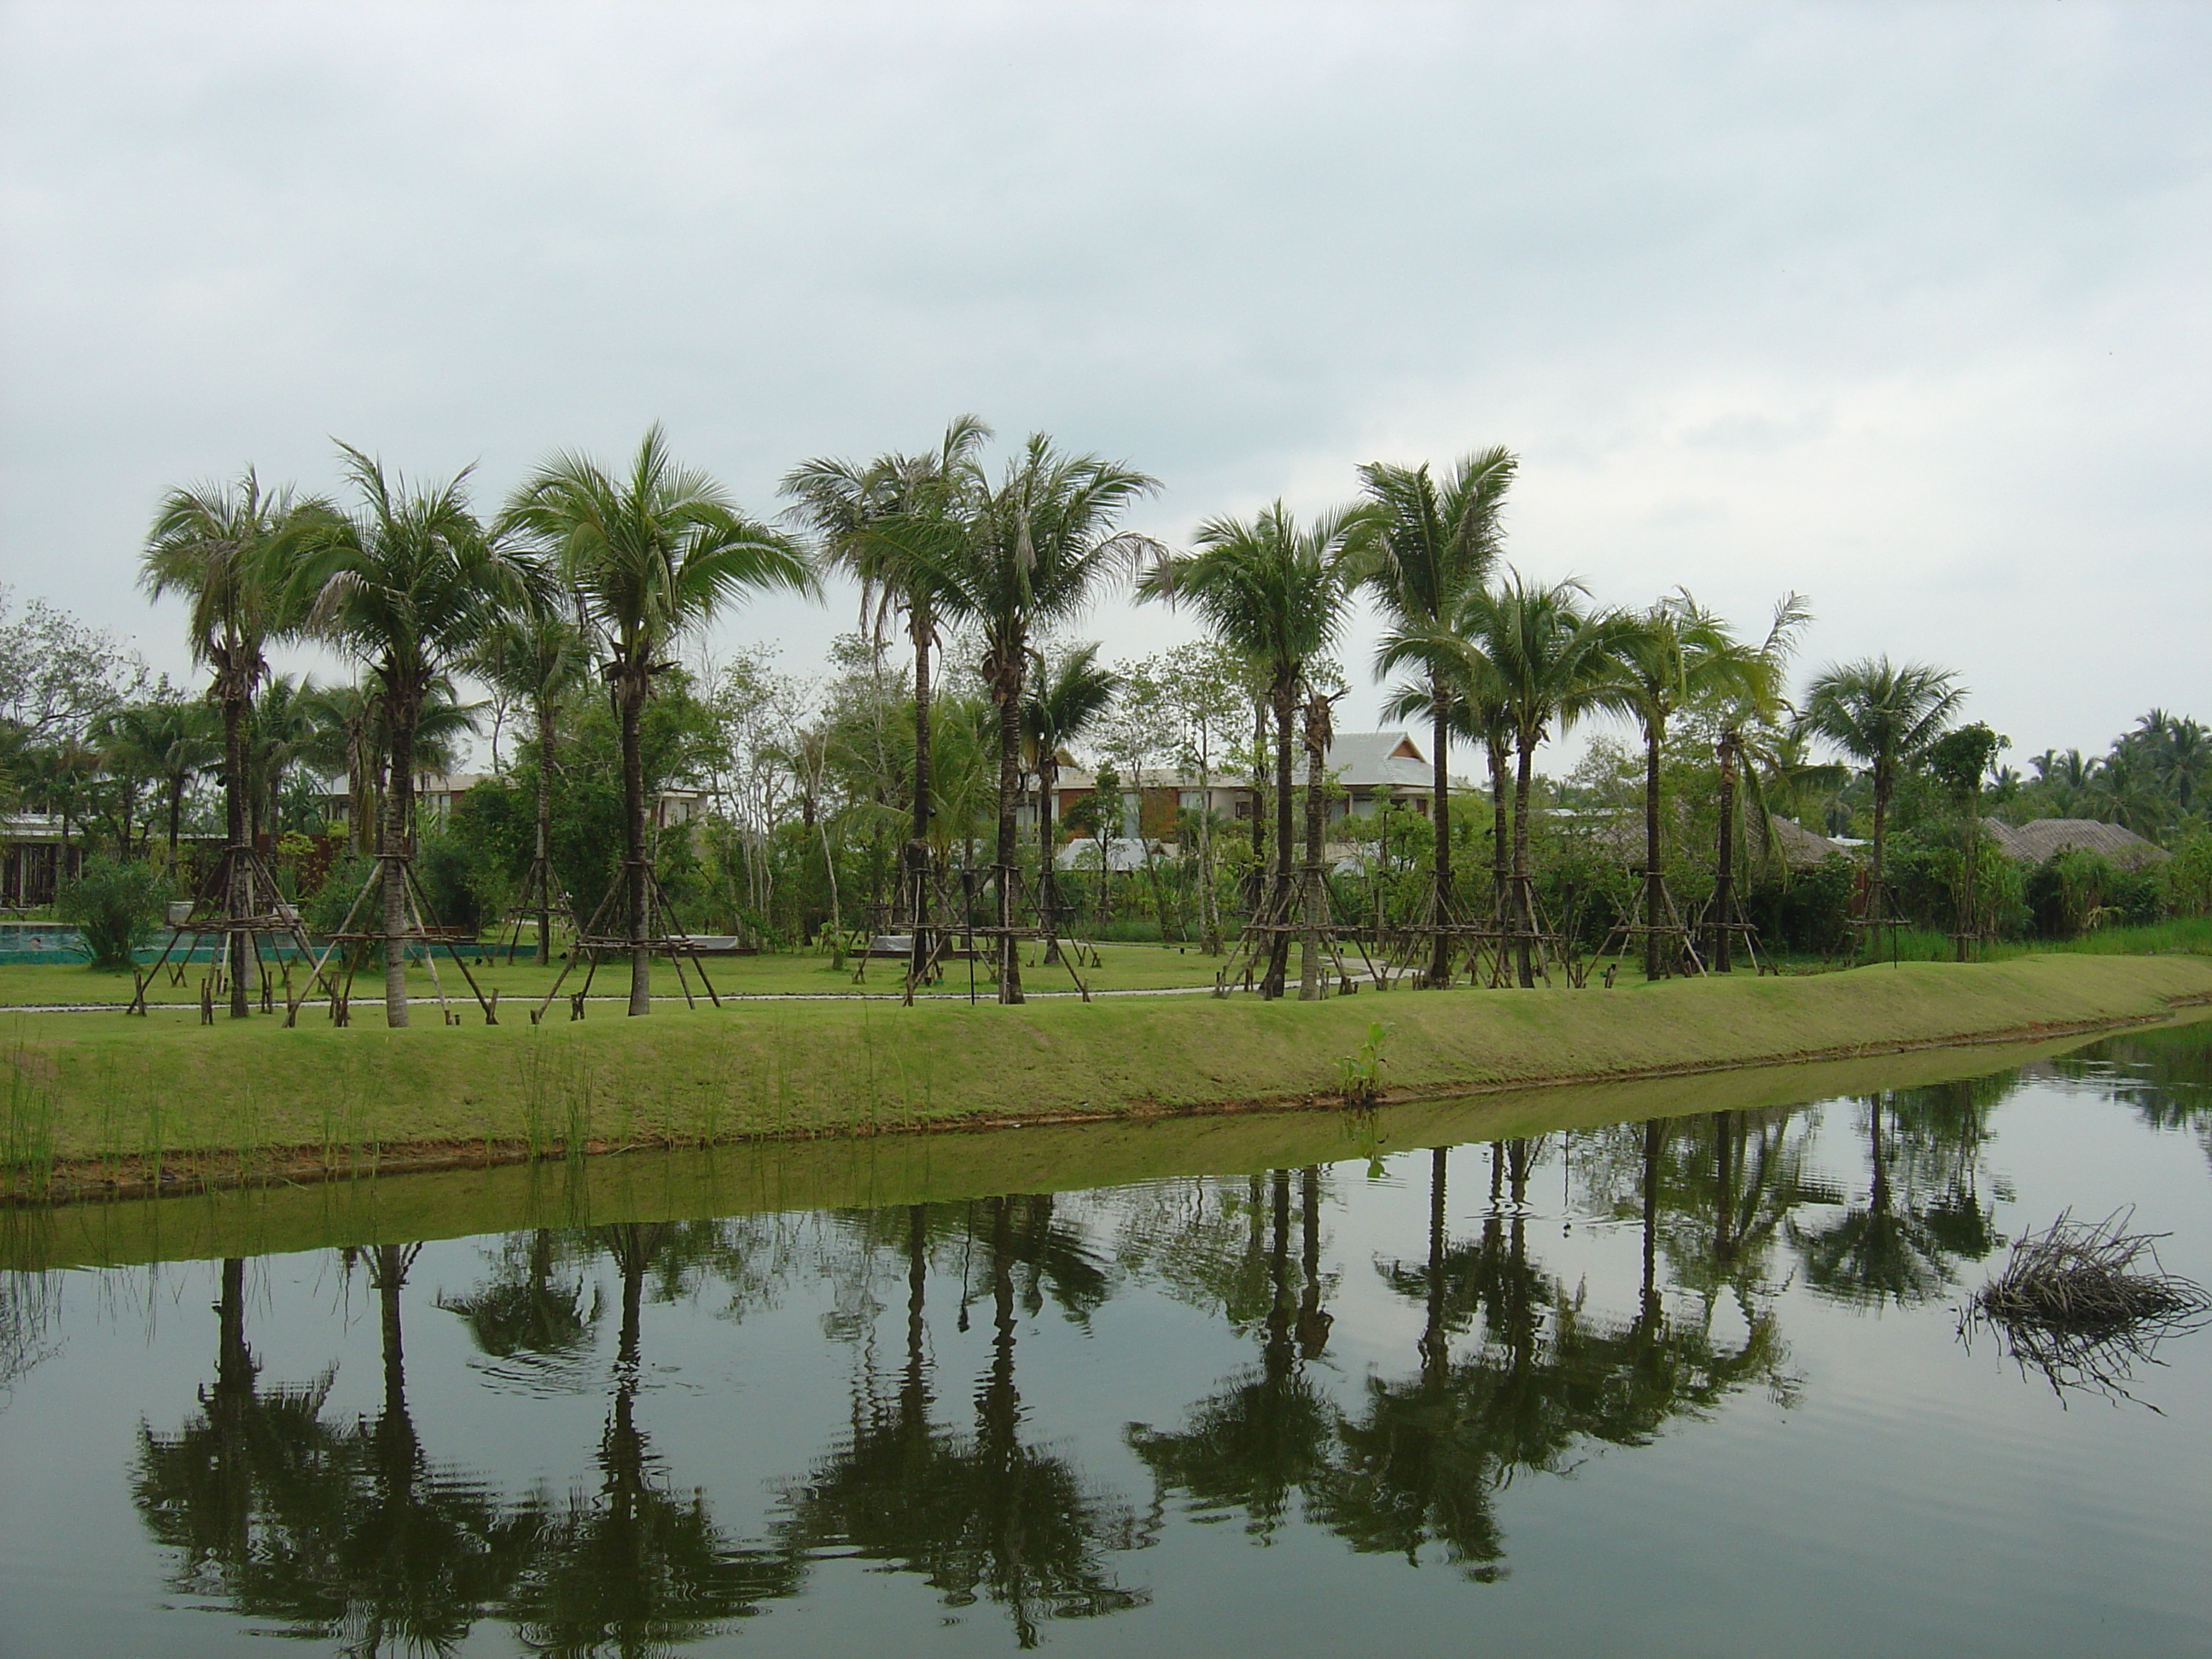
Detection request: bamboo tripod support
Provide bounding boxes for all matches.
[529,858,723,1022]
[127,841,338,1018]
[282,852,498,1027]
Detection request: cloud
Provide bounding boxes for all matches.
[1,0,2205,763]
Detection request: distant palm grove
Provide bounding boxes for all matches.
[2,419,2207,1027]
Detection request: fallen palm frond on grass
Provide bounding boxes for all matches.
[1963,1208,2212,1406]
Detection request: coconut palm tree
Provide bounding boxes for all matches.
[296,446,542,1027]
[1139,503,1367,998]
[1362,447,1516,984]
[1797,656,1965,944]
[783,417,988,921]
[1453,575,1634,987]
[1599,592,1790,980]
[1024,643,1122,964]
[143,469,314,1015]
[870,434,1156,1004]
[465,606,589,963]
[505,426,815,1016]
[91,699,219,867]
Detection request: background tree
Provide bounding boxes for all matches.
[143,470,311,1016]
[506,426,814,1015]
[873,434,1156,1003]
[784,416,989,980]
[1361,446,1515,985]
[466,605,589,962]
[298,446,538,1027]
[1026,642,1121,961]
[1140,503,1365,997]
[1453,574,1633,987]
[1798,656,1965,945]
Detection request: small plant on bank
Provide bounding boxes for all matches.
[54,858,175,971]
[1338,1019,1396,1104]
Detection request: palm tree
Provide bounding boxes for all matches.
[91,699,219,867]
[784,418,988,926]
[1362,446,1516,984]
[1139,502,1366,998]
[1797,656,1965,943]
[1454,574,1634,987]
[465,606,589,963]
[1024,643,1122,964]
[505,426,815,1016]
[143,469,312,1016]
[297,445,542,1027]
[1600,592,1790,979]
[874,434,1156,1004]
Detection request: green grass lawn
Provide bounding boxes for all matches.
[0,939,1233,1009]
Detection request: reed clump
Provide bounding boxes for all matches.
[1967,1208,2212,1402]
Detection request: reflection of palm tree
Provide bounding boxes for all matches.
[509,1221,802,1656]
[1129,1170,1339,1541]
[1790,1094,1996,1307]
[438,1229,600,1393]
[780,1196,1148,1648]
[135,1252,532,1652]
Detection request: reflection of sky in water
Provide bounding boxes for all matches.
[1,1019,2208,1657]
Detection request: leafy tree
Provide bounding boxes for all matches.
[1361,446,1515,984]
[506,426,814,1015]
[465,604,590,961]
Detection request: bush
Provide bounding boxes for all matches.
[2164,829,2212,918]
[54,857,174,970]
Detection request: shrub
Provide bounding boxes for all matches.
[54,857,174,970]
[2164,829,2212,918]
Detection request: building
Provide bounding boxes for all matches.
[1039,731,1441,841]
[320,771,711,835]
[1985,818,2169,872]
[1,813,84,908]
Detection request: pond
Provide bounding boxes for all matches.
[2,1016,2208,1656]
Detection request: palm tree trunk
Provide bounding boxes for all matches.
[1867,762,1890,957]
[993,670,1025,1004]
[1039,758,1060,964]
[1429,695,1452,987]
[907,613,934,986]
[1249,697,1268,899]
[1644,720,1664,981]
[381,707,416,1028]
[1264,679,1296,998]
[619,673,651,1016]
[1488,735,1511,924]
[534,696,555,966]
[1512,736,1536,988]
[1712,730,1738,972]
[222,680,252,1018]
[167,777,185,870]
[1299,709,1326,1001]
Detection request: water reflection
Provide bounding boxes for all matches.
[87,1018,2212,1651]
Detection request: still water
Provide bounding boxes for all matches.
[3,1019,2209,1657]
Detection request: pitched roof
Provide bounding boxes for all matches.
[1321,731,1431,789]
[1985,817,2169,870]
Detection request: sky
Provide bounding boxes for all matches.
[2,0,2206,777]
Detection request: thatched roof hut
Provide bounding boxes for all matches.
[1986,818,2169,871]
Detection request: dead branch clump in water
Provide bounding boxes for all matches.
[1963,1208,2212,1406]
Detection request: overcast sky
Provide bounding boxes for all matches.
[3,1,2206,774]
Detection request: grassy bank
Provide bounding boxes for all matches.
[4,953,2208,1206]
[1,1027,2127,1272]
